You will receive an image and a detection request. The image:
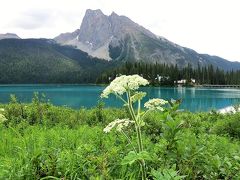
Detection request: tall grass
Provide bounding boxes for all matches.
[0,95,239,179]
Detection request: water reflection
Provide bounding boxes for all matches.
[0,85,240,112]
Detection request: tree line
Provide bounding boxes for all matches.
[96,62,240,85]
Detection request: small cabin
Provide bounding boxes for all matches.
[155,75,170,82]
[174,78,196,85]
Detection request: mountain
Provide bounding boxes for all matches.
[55,9,240,71]
[0,38,110,83]
[54,9,157,61]
[0,33,20,40]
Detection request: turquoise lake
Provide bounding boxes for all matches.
[0,84,240,112]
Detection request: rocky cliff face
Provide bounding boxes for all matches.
[0,33,20,40]
[54,9,158,60]
[54,9,240,70]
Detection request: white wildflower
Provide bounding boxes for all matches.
[0,108,7,123]
[101,75,149,98]
[0,113,7,123]
[144,98,168,111]
[103,118,134,133]
[116,123,124,132]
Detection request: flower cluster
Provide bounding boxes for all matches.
[101,75,149,98]
[144,98,168,111]
[0,108,7,123]
[103,118,134,133]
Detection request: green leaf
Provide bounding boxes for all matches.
[151,168,185,180]
[121,151,152,165]
[166,114,173,121]
[138,151,152,161]
[139,120,146,127]
[121,151,138,165]
[233,155,240,161]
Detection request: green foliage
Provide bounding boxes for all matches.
[0,39,111,83]
[211,113,240,138]
[2,39,240,85]
[151,167,185,180]
[97,61,240,85]
[121,151,152,165]
[0,97,240,179]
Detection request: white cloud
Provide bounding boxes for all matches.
[0,0,239,61]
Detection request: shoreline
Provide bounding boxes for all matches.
[218,106,240,114]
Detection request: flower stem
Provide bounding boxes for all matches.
[115,93,128,104]
[126,90,147,180]
[121,130,137,153]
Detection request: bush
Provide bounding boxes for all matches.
[212,113,240,138]
[0,96,240,179]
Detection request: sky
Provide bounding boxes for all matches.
[0,0,239,62]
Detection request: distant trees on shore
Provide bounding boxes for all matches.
[97,62,240,85]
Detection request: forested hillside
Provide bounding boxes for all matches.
[97,62,240,85]
[1,39,240,85]
[0,39,110,83]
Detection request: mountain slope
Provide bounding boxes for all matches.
[0,33,20,40]
[0,39,109,83]
[55,9,240,71]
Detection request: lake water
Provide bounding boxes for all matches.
[0,84,240,112]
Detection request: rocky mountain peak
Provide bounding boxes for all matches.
[78,9,111,50]
[110,11,119,17]
[53,9,240,71]
[85,9,104,17]
[54,9,159,60]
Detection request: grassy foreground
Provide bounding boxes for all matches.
[0,96,240,179]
